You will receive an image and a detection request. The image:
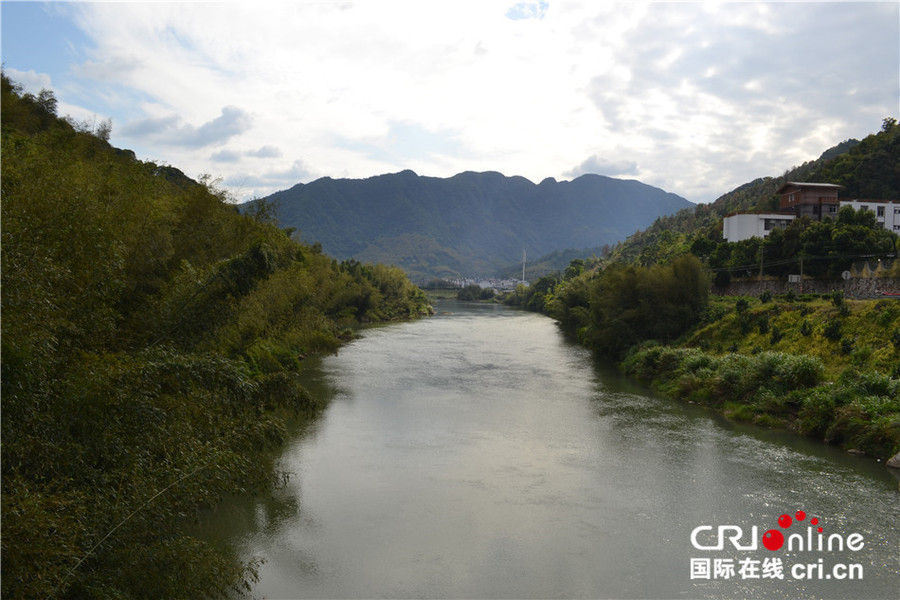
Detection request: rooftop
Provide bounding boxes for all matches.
[776,181,844,193]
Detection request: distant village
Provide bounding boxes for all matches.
[425,277,528,294]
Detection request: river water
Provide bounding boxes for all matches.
[199,300,899,599]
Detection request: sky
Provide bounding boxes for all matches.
[1,1,898,204]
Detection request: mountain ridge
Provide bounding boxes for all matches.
[251,169,693,281]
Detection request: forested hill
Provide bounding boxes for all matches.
[609,119,899,264]
[1,74,430,599]
[249,170,693,281]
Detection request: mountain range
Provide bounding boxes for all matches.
[250,170,693,281]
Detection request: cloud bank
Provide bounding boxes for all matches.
[6,1,897,203]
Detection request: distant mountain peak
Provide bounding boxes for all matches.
[251,170,692,280]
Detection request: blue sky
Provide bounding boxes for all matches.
[2,1,898,203]
[2,3,81,75]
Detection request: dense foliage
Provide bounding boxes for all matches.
[621,295,900,460]
[708,205,899,285]
[456,284,496,301]
[509,255,709,360]
[1,74,430,599]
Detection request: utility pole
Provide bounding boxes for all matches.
[759,245,764,281]
[522,249,526,284]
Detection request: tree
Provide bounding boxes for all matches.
[564,258,585,280]
[35,89,57,116]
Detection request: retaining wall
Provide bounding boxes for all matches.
[714,276,900,299]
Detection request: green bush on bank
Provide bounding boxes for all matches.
[622,346,900,460]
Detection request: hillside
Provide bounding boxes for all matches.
[609,119,900,265]
[622,294,900,461]
[1,74,430,599]
[250,170,693,281]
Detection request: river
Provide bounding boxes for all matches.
[198,300,899,599]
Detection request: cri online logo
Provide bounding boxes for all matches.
[763,510,819,551]
[691,509,865,553]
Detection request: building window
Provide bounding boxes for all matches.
[827,204,837,213]
[861,205,869,212]
[878,206,885,217]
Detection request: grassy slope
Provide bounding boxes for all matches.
[622,295,900,461]
[685,296,900,378]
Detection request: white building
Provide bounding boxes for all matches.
[723,198,900,242]
[722,212,796,243]
[839,199,900,233]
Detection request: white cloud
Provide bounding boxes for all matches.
[248,145,282,159]
[15,1,896,203]
[3,67,52,94]
[566,156,639,179]
[120,106,252,148]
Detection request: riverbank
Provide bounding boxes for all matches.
[619,293,900,462]
[196,300,900,599]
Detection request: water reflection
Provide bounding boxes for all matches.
[199,300,899,599]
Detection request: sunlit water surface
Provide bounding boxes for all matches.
[198,301,899,599]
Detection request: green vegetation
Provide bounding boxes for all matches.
[621,295,900,460]
[708,205,898,284]
[509,255,709,360]
[456,284,496,301]
[1,74,431,599]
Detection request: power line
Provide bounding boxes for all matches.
[706,252,896,273]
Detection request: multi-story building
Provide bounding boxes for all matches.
[722,182,900,242]
[776,182,842,220]
[839,199,900,233]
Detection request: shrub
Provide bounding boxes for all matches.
[847,372,900,398]
[800,320,813,337]
[739,314,754,335]
[831,289,845,308]
[798,389,837,437]
[841,337,855,355]
[770,325,783,345]
[682,349,714,373]
[724,402,757,422]
[823,319,842,342]
[774,354,824,389]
